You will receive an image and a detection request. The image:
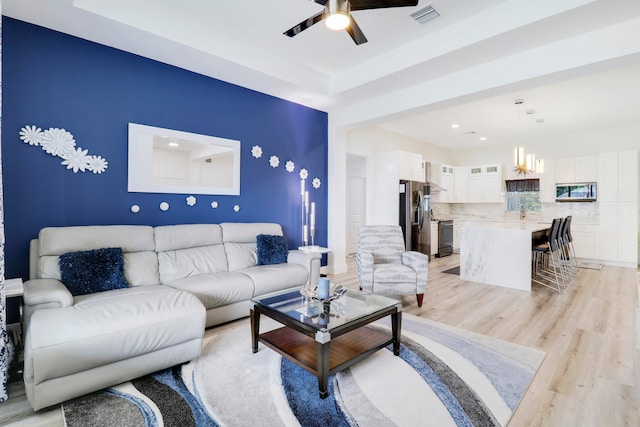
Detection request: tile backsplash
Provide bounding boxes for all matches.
[432,202,599,225]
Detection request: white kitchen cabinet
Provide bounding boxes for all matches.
[430,221,438,256]
[575,156,597,182]
[555,155,597,183]
[453,166,468,202]
[598,151,637,202]
[432,164,454,203]
[599,202,638,264]
[467,164,503,203]
[570,224,597,259]
[596,150,638,265]
[397,151,424,182]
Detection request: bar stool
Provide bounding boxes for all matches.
[564,215,578,274]
[532,218,565,292]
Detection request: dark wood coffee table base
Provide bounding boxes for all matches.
[251,303,401,398]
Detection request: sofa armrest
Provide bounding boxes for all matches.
[402,251,429,292]
[356,251,374,293]
[24,278,73,308]
[287,249,322,286]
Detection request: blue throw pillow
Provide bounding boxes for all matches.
[256,234,288,265]
[59,247,130,296]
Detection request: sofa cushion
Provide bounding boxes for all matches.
[27,285,205,384]
[241,263,309,296]
[224,242,257,271]
[59,248,129,296]
[157,246,228,284]
[257,234,288,265]
[36,226,159,286]
[154,224,223,252]
[166,272,255,309]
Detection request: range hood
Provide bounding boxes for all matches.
[424,162,446,192]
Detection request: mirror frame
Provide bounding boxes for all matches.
[127,123,241,195]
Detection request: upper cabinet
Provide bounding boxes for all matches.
[397,151,425,182]
[432,164,455,202]
[467,164,503,203]
[555,155,597,183]
[597,151,638,203]
[433,163,502,203]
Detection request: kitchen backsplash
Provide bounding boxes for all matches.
[432,202,599,225]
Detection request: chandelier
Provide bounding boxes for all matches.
[513,147,544,176]
[512,99,544,176]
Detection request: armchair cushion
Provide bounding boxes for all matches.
[59,247,129,296]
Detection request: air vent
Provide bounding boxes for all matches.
[411,5,440,24]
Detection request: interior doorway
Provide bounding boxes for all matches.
[347,155,367,255]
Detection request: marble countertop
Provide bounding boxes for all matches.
[461,221,550,232]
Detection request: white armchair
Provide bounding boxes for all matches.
[356,225,428,307]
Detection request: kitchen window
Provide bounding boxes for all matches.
[505,179,541,212]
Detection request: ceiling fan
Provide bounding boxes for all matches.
[284,0,419,45]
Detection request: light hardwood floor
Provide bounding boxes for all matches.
[2,254,638,426]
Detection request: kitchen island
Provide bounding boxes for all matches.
[460,222,550,291]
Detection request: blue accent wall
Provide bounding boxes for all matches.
[1,17,328,280]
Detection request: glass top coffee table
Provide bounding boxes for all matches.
[250,287,402,399]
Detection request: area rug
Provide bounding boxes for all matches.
[442,266,460,275]
[578,262,603,270]
[62,314,545,427]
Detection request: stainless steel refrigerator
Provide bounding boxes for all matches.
[399,180,431,258]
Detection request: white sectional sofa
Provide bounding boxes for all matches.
[22,222,321,410]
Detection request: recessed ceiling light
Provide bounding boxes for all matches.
[451,123,459,129]
[479,137,487,141]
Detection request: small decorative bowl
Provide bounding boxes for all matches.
[300,284,347,302]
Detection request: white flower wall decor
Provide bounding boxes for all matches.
[19,125,109,174]
[186,196,197,207]
[269,155,280,168]
[251,145,263,158]
[299,168,308,180]
[285,160,295,173]
[312,178,322,189]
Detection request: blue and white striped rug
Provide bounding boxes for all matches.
[63,314,545,426]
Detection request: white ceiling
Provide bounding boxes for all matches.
[4,0,640,150]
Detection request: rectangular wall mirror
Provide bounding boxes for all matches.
[128,123,241,195]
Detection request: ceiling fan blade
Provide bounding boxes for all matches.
[345,16,368,45]
[350,0,418,11]
[283,10,326,38]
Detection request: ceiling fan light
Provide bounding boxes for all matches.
[326,12,350,30]
[325,0,351,31]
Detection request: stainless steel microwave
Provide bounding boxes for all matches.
[555,182,597,202]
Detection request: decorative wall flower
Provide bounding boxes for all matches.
[312,178,321,189]
[233,205,240,212]
[186,196,197,206]
[130,205,140,213]
[61,147,90,173]
[40,128,76,157]
[87,156,108,174]
[251,145,263,158]
[269,155,280,168]
[285,160,295,173]
[160,202,170,211]
[19,125,44,146]
[19,124,108,174]
[211,201,219,209]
